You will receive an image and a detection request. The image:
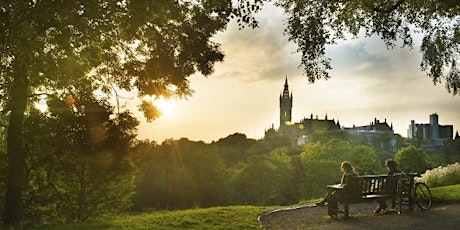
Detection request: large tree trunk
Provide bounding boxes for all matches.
[4,72,28,227]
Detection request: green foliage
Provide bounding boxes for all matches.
[229,153,293,205]
[133,135,300,209]
[443,138,460,163]
[276,0,460,95]
[133,138,228,210]
[299,139,382,198]
[212,133,258,166]
[307,130,352,144]
[21,98,139,224]
[138,100,162,123]
[395,146,431,173]
[412,129,427,148]
[345,145,382,174]
[249,134,293,155]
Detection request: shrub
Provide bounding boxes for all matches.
[420,162,460,188]
[395,146,430,173]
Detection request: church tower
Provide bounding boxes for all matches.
[279,77,293,127]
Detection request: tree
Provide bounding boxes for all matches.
[213,133,257,166]
[0,0,263,226]
[276,0,460,95]
[395,146,431,173]
[133,138,228,210]
[344,145,382,174]
[443,138,460,163]
[412,128,427,148]
[21,96,139,223]
[299,139,381,199]
[229,153,293,205]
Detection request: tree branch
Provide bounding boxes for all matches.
[28,92,50,98]
[373,0,405,13]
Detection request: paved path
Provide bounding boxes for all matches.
[259,202,460,229]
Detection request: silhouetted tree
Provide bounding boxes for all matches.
[276,0,460,95]
[0,0,263,226]
[213,133,257,166]
[21,96,138,223]
[443,138,460,163]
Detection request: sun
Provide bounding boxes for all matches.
[155,98,176,116]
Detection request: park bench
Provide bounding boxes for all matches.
[327,174,400,219]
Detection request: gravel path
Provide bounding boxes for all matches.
[259,201,460,229]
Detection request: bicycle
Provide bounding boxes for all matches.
[396,172,432,213]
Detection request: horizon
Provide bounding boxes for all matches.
[132,3,459,143]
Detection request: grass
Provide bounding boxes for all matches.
[30,184,460,230]
[32,206,273,230]
[430,183,460,202]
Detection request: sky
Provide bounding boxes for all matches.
[133,3,460,143]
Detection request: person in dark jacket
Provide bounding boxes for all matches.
[374,159,401,214]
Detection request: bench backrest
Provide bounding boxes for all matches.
[345,175,398,201]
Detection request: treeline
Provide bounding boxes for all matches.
[130,131,459,212]
[1,104,459,225]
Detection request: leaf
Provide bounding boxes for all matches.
[138,100,161,123]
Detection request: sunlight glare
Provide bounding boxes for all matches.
[35,101,48,112]
[155,98,176,116]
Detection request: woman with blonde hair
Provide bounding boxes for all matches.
[316,161,359,217]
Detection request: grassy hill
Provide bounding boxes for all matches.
[32,184,460,230]
[430,184,460,201]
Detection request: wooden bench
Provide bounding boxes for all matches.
[328,174,400,219]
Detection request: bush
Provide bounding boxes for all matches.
[395,146,430,173]
[420,162,460,188]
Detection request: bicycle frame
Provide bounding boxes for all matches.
[395,172,432,213]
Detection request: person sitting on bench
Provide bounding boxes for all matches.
[374,159,401,214]
[316,161,359,217]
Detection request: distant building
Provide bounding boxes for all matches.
[279,77,293,127]
[344,118,397,152]
[298,113,341,134]
[407,113,453,149]
[265,78,341,145]
[266,78,400,151]
[345,118,393,134]
[266,79,455,152]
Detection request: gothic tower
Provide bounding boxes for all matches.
[279,77,293,127]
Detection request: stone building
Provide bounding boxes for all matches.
[266,78,341,145]
[407,113,453,150]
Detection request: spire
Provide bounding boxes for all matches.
[284,76,289,91]
[279,76,293,128]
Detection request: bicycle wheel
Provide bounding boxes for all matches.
[415,182,432,210]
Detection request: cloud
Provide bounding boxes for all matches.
[212,4,303,82]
